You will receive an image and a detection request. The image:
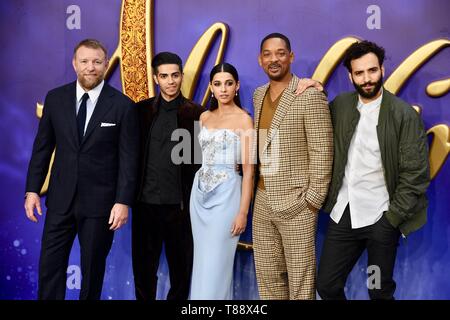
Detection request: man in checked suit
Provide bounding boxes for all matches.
[252,33,333,299]
[24,39,139,300]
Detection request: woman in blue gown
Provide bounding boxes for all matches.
[189,63,254,300]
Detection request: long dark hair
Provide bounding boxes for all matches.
[209,62,242,111]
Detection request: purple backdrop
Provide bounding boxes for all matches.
[0,0,449,299]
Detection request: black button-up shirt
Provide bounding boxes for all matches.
[140,95,182,204]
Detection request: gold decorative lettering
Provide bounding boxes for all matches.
[182,22,229,106]
[428,125,450,179]
[426,78,450,97]
[384,39,450,94]
[115,0,154,101]
[312,37,360,84]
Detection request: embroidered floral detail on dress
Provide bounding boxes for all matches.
[198,167,229,193]
[199,128,239,165]
[197,127,241,193]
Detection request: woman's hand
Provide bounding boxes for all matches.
[231,212,248,237]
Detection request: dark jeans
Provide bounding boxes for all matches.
[131,202,193,300]
[317,205,400,300]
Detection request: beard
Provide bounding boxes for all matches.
[78,73,104,90]
[266,63,288,81]
[352,76,383,100]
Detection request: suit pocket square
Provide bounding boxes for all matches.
[100,122,116,127]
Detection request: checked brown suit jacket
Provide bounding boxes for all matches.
[253,74,333,219]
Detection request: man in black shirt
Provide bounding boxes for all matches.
[132,52,204,300]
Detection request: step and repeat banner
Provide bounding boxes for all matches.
[1,0,449,299]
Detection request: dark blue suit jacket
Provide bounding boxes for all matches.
[26,81,139,217]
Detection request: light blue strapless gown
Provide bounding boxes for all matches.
[189,126,242,300]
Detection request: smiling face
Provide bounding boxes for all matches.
[259,37,294,82]
[153,63,183,101]
[349,52,385,102]
[72,45,108,91]
[209,71,240,106]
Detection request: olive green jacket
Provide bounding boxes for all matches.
[323,89,430,236]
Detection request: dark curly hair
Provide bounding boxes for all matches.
[343,40,385,72]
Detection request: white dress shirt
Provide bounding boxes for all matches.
[76,80,104,134]
[330,91,390,229]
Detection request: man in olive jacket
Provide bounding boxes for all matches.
[317,41,430,300]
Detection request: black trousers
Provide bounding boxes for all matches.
[38,202,114,300]
[131,202,193,300]
[317,205,400,300]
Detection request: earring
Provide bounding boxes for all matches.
[235,91,238,96]
[211,92,214,98]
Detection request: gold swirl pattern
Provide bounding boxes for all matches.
[118,0,154,102]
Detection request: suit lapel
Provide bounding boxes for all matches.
[63,82,80,146]
[254,83,269,131]
[263,75,299,153]
[82,84,113,144]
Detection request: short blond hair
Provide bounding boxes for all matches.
[73,38,108,59]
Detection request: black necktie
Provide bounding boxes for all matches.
[77,93,89,142]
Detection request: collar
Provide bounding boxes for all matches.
[159,93,182,111]
[76,80,104,104]
[357,88,383,113]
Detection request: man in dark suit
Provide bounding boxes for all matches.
[132,52,204,300]
[24,39,139,300]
